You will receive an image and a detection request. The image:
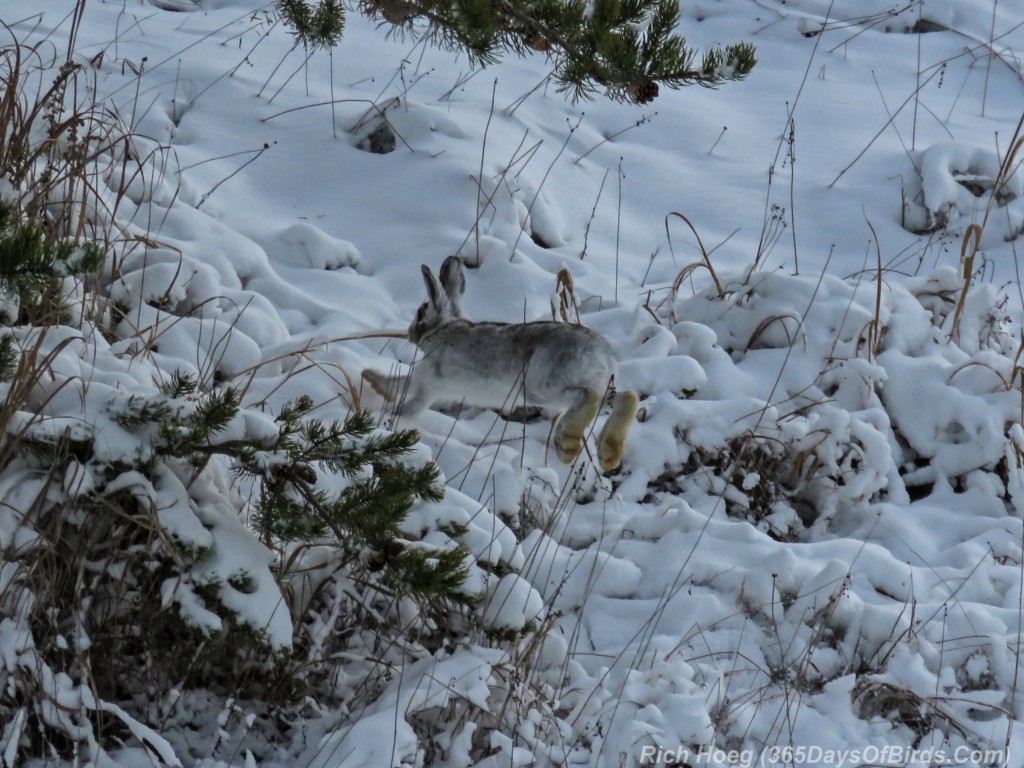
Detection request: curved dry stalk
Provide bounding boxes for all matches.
[744,313,801,353]
[950,113,1024,341]
[947,359,1010,391]
[948,222,984,341]
[665,211,723,298]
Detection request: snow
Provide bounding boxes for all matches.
[3,0,1024,765]
[305,648,501,768]
[480,573,544,630]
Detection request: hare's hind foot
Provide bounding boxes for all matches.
[362,368,405,402]
[597,390,639,472]
[554,388,602,464]
[555,433,583,464]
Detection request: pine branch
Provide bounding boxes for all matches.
[0,198,105,321]
[385,545,477,605]
[278,0,345,49]
[277,0,755,104]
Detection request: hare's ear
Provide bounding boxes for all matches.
[438,256,466,317]
[439,256,466,299]
[421,265,444,310]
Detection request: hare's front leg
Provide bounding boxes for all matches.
[362,369,408,402]
[363,368,434,417]
[396,374,432,416]
[554,388,601,465]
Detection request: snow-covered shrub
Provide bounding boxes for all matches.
[640,266,1024,538]
[0,198,105,324]
[0,358,282,758]
[0,331,494,764]
[0,24,489,763]
[252,396,483,627]
[0,29,126,329]
[0,35,118,236]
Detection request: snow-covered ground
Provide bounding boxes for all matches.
[3,0,1024,766]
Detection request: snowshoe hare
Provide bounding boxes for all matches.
[363,256,638,471]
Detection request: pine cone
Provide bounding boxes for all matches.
[363,0,416,23]
[627,77,659,104]
[525,33,552,52]
[382,2,416,23]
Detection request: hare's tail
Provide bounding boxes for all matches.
[598,390,639,472]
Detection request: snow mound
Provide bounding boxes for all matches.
[903,141,1023,240]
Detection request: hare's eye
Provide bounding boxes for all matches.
[416,305,426,321]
